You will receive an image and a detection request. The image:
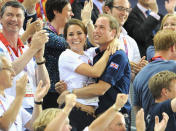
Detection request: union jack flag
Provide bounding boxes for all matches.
[110,62,119,70]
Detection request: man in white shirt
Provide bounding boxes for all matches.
[124,0,176,57]
[103,0,147,77]
[0,1,50,113]
[0,53,49,131]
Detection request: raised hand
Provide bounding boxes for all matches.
[34,80,50,102]
[26,18,43,37]
[154,112,169,131]
[81,0,93,26]
[16,74,28,98]
[136,108,146,131]
[115,93,128,109]
[55,80,68,94]
[30,30,49,51]
[165,0,176,13]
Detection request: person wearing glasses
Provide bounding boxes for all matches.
[103,0,148,79]
[124,0,176,57]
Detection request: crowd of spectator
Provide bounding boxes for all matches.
[0,0,176,131]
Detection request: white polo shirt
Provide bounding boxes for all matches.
[119,27,141,63]
[0,41,36,109]
[59,48,99,107]
[0,93,31,131]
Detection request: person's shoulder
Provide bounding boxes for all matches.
[112,50,128,58]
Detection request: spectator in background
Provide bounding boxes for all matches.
[0,1,50,113]
[42,0,73,109]
[33,94,76,131]
[102,0,149,79]
[147,71,176,131]
[133,30,176,118]
[124,0,176,57]
[146,13,176,61]
[0,54,49,131]
[71,0,100,24]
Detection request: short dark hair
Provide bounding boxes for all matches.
[64,18,87,40]
[0,1,25,17]
[104,0,114,10]
[149,71,176,99]
[45,0,69,22]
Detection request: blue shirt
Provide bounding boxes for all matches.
[44,27,68,92]
[94,49,131,115]
[146,100,176,131]
[133,60,176,115]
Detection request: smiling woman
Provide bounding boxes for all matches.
[58,18,116,131]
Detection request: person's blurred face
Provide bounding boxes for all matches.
[110,0,131,26]
[162,16,176,31]
[0,57,15,89]
[0,6,24,33]
[93,17,115,46]
[62,118,72,131]
[61,3,74,24]
[66,24,86,54]
[138,0,150,7]
[108,113,126,131]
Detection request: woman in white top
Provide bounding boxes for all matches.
[58,18,116,131]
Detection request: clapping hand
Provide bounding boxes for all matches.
[34,80,50,102]
[81,0,93,26]
[55,80,68,94]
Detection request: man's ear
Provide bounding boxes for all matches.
[161,88,170,98]
[53,10,60,16]
[103,6,111,14]
[170,44,176,53]
[111,29,117,39]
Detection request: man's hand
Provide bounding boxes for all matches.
[115,93,128,109]
[34,80,50,102]
[22,0,40,14]
[130,56,148,75]
[55,81,67,94]
[57,91,70,106]
[136,108,146,131]
[81,0,93,26]
[165,0,176,14]
[26,18,43,37]
[148,0,159,13]
[30,30,49,51]
[16,74,28,98]
[154,112,169,131]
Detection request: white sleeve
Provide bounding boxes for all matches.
[85,47,97,58]
[59,51,85,72]
[83,127,89,131]
[130,38,141,63]
[21,108,32,127]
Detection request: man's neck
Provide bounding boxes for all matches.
[138,2,150,9]
[2,30,19,49]
[155,97,166,103]
[99,40,112,52]
[50,19,64,35]
[154,50,174,60]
